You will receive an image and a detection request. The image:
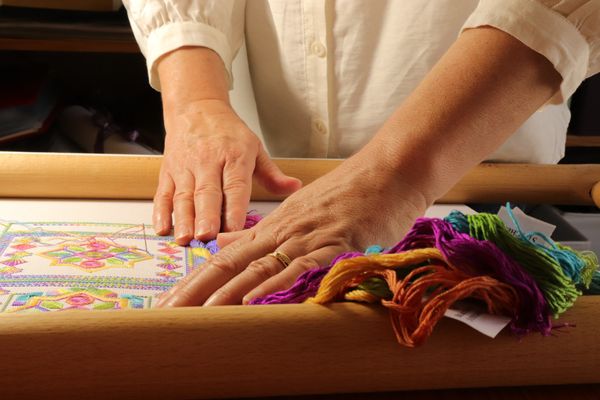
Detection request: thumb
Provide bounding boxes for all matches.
[254,146,302,195]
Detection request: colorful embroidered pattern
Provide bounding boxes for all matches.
[0,221,212,314]
[2,287,148,313]
[39,238,153,272]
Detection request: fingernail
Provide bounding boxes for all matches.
[163,296,182,308]
[195,221,214,239]
[154,214,170,235]
[157,224,169,236]
[175,229,193,244]
[155,296,167,308]
[156,288,176,307]
[203,293,227,307]
[224,214,243,232]
[243,291,261,305]
[203,295,219,307]
[155,295,170,307]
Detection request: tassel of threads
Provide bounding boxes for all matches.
[502,205,597,288]
[388,217,551,336]
[444,210,592,316]
[306,248,520,347]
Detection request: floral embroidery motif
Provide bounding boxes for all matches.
[3,287,147,313]
[39,238,152,272]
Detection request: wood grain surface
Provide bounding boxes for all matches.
[0,298,598,399]
[0,152,599,206]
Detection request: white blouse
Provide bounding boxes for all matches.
[123,0,600,163]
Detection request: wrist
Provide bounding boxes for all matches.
[358,127,439,209]
[164,98,238,136]
[158,47,230,114]
[347,141,430,217]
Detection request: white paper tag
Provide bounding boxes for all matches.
[497,206,556,246]
[444,302,511,338]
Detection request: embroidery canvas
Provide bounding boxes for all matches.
[0,220,212,314]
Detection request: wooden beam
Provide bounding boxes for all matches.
[566,135,600,147]
[0,152,598,206]
[0,298,598,399]
[0,0,120,11]
[0,38,139,53]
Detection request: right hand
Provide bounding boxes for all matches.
[155,99,302,245]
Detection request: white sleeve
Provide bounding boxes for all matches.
[462,0,600,104]
[122,0,246,91]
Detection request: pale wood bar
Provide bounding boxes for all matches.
[0,299,599,400]
[1,152,599,206]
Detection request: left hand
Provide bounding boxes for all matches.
[155,149,429,307]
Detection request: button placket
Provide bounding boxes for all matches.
[304,0,331,157]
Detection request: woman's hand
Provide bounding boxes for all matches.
[154,47,301,245]
[156,147,429,307]
[156,99,302,245]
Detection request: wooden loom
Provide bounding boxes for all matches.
[0,152,599,399]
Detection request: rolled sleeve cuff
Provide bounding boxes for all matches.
[462,0,590,104]
[145,21,233,91]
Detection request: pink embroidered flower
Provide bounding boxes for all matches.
[87,240,109,250]
[80,260,104,269]
[65,294,95,306]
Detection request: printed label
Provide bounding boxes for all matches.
[497,206,556,246]
[444,302,511,338]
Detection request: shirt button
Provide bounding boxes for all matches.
[312,119,328,135]
[310,41,327,58]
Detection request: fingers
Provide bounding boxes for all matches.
[217,230,247,248]
[203,241,342,306]
[202,241,304,306]
[242,246,341,304]
[254,146,302,195]
[193,163,224,241]
[156,231,273,307]
[172,169,196,245]
[153,172,175,235]
[222,157,254,233]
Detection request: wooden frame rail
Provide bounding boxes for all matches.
[0,151,599,399]
[566,135,600,147]
[1,300,599,399]
[0,152,599,207]
[0,37,138,53]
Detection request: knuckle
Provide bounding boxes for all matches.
[154,190,172,203]
[223,177,249,193]
[172,191,194,202]
[292,256,320,272]
[193,183,221,197]
[246,259,280,280]
[209,253,241,275]
[223,146,245,161]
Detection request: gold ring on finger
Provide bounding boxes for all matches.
[267,251,292,268]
